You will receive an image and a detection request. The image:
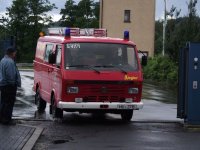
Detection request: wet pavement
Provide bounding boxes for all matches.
[14,71,36,119]
[24,111,198,150]
[0,124,35,150]
[30,121,200,150]
[142,80,177,104]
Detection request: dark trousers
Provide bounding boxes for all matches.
[0,85,17,123]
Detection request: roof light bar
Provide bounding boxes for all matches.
[70,28,80,36]
[48,28,107,37]
[48,27,80,36]
[80,29,94,36]
[48,27,65,35]
[94,29,107,37]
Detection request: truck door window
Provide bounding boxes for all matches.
[56,45,62,66]
[127,47,138,69]
[44,44,54,62]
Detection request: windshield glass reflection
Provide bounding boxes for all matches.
[65,43,138,71]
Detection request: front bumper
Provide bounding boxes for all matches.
[58,101,143,110]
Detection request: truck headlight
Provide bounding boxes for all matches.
[128,88,138,94]
[67,87,79,93]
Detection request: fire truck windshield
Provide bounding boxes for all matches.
[65,43,138,71]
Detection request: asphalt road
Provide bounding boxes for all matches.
[27,113,199,150]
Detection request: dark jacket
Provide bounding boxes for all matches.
[0,55,21,87]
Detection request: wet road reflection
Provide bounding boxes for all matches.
[142,80,177,104]
[13,71,177,119]
[13,71,36,119]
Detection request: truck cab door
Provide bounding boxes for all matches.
[52,45,62,102]
[42,43,54,102]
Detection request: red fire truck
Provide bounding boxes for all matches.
[33,28,145,121]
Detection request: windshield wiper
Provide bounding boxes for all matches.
[67,65,101,74]
[114,65,128,74]
[88,66,101,74]
[93,65,127,74]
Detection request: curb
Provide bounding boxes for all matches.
[18,69,33,72]
[19,124,43,150]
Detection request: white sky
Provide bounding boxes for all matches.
[0,0,200,21]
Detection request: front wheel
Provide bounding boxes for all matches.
[51,95,63,119]
[121,110,133,121]
[35,89,46,113]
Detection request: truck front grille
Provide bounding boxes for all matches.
[81,86,126,95]
[73,80,134,102]
[83,96,125,102]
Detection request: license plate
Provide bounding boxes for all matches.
[117,104,135,109]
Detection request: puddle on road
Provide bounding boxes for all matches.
[53,140,69,144]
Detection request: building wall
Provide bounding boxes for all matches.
[100,0,155,57]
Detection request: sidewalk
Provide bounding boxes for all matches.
[0,122,43,150]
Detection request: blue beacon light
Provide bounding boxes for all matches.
[65,28,71,38]
[124,30,129,41]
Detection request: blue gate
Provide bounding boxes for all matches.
[178,42,200,125]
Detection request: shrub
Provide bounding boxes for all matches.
[143,55,178,85]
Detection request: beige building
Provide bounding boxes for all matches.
[100,0,155,57]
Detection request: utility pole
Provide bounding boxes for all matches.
[162,0,167,56]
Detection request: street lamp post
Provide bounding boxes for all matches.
[162,0,167,56]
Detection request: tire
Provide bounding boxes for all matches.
[51,95,63,118]
[121,110,133,121]
[35,89,46,112]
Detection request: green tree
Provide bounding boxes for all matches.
[0,17,8,39]
[6,0,56,62]
[60,0,77,27]
[150,0,200,84]
[93,2,100,20]
[155,0,200,61]
[6,0,30,61]
[90,2,100,27]
[167,0,200,61]
[186,0,199,41]
[59,0,99,28]
[28,0,56,41]
[75,0,94,28]
[154,20,163,54]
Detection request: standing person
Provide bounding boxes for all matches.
[0,47,21,125]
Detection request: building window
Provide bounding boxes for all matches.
[124,10,131,23]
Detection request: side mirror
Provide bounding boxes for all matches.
[138,50,148,66]
[48,52,56,64]
[141,55,147,66]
